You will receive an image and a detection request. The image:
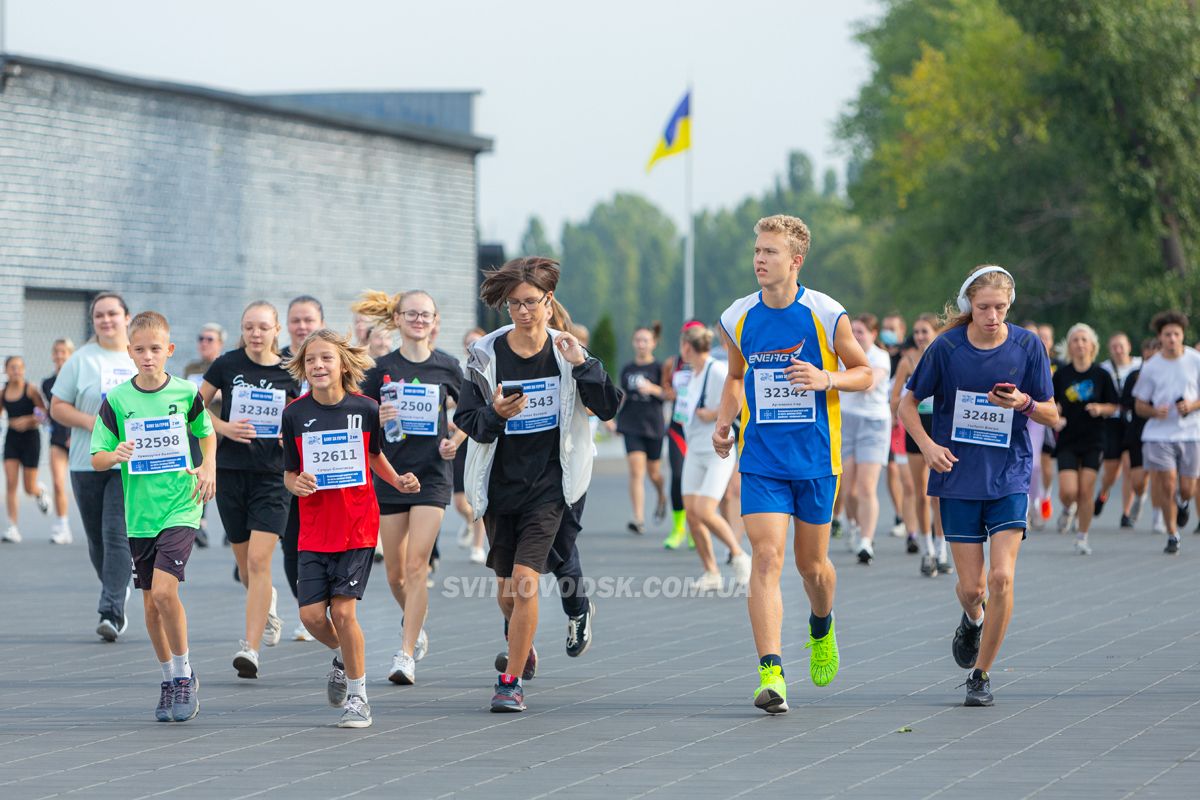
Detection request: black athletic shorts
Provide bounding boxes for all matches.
[297,547,374,607]
[3,430,40,468]
[484,502,565,578]
[1057,448,1103,472]
[623,433,664,461]
[904,414,934,455]
[1042,427,1058,456]
[379,500,447,515]
[49,423,70,451]
[1102,418,1127,461]
[130,526,196,590]
[215,468,290,542]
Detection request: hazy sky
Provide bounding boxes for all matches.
[5,0,879,252]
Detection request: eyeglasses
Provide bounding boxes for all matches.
[506,294,548,313]
[401,310,436,323]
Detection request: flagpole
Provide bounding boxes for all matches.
[683,87,694,323]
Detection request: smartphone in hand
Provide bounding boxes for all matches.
[993,382,1016,396]
[501,384,525,399]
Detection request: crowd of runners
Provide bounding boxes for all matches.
[2,214,1198,726]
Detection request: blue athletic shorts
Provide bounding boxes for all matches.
[741,473,839,525]
[939,494,1029,544]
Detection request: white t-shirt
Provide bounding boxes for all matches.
[840,344,891,421]
[1101,357,1143,419]
[683,358,727,456]
[1132,349,1200,442]
[50,342,138,472]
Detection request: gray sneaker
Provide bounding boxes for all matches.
[171,673,199,722]
[263,587,283,647]
[155,681,173,722]
[338,695,372,728]
[414,627,429,662]
[326,658,348,707]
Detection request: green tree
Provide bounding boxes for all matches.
[519,215,558,260]
[590,314,618,372]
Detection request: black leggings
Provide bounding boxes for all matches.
[667,424,686,512]
[546,494,589,618]
[283,495,300,599]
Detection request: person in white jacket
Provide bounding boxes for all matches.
[455,257,621,713]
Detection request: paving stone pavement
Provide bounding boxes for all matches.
[1,460,1197,799]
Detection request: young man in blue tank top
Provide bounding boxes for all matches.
[713,215,873,714]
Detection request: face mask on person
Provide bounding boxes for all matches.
[880,330,899,347]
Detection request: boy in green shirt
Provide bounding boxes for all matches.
[91,311,216,722]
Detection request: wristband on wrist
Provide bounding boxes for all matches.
[1019,396,1036,416]
[824,370,835,391]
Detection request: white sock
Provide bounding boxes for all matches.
[968,611,984,627]
[347,675,366,700]
[923,533,935,555]
[171,651,191,679]
[860,539,874,555]
[57,515,69,528]
[936,538,948,560]
[1076,530,1088,540]
[160,660,173,682]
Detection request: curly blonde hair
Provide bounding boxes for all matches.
[285,329,374,394]
[754,214,811,260]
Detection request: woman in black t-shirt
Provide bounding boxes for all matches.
[201,301,300,678]
[615,323,667,535]
[355,289,462,686]
[1051,323,1119,553]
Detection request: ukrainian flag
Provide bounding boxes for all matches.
[645,91,691,173]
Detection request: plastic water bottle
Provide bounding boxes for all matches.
[380,375,403,443]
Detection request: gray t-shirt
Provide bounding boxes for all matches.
[51,342,137,471]
[1132,349,1200,442]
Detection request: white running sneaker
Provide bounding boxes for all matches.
[890,520,906,537]
[695,571,723,593]
[50,520,74,545]
[1056,504,1077,534]
[263,587,283,647]
[233,640,260,679]
[2,525,21,543]
[35,487,50,515]
[730,552,752,586]
[388,651,416,685]
[456,521,471,549]
[293,623,315,642]
[1074,537,1093,556]
[845,524,860,553]
[414,627,429,662]
[469,546,486,565]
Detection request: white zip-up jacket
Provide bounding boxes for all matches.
[456,325,621,520]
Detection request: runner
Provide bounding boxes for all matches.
[712,215,873,714]
[1095,332,1142,523]
[1119,338,1160,529]
[200,301,300,678]
[42,338,76,544]
[839,313,892,564]
[1036,323,1061,525]
[661,324,703,549]
[678,323,751,589]
[451,328,488,564]
[183,323,224,549]
[899,265,1056,707]
[366,325,394,360]
[280,295,325,641]
[282,328,421,728]
[1132,310,1200,554]
[50,291,137,641]
[354,289,463,685]
[890,313,950,575]
[3,356,51,542]
[89,311,216,722]
[1051,324,1120,554]
[456,257,621,712]
[615,324,668,535]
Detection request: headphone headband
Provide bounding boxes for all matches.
[957,266,1015,314]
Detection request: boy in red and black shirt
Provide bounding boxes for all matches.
[282,330,419,729]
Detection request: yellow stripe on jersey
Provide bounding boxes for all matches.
[735,310,751,456]
[811,309,842,475]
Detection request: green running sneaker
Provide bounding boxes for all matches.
[753,663,788,714]
[663,527,687,550]
[806,618,840,687]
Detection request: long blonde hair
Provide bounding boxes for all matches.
[351,289,438,330]
[285,329,374,394]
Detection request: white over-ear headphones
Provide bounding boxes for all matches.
[957,266,1016,314]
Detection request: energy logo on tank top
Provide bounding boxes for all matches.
[746,340,806,367]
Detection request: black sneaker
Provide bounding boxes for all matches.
[1093,492,1108,518]
[952,612,983,668]
[494,644,538,680]
[857,546,873,564]
[1177,501,1191,529]
[906,534,919,554]
[1120,514,1134,529]
[97,615,119,642]
[566,600,594,658]
[627,521,645,535]
[963,669,993,706]
[1165,536,1181,555]
[490,675,526,712]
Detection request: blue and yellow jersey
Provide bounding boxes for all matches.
[719,287,847,480]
